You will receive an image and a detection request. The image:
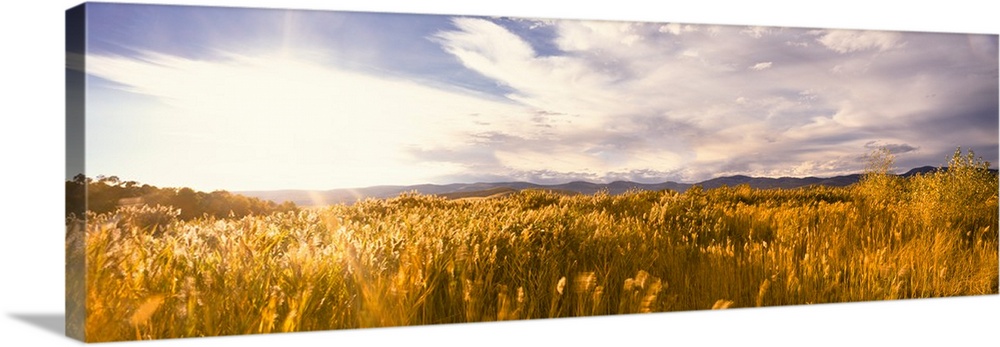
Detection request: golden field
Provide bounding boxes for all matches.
[67,150,998,342]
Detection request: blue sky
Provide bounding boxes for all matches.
[80,3,999,191]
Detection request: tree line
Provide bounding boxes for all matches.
[66,174,298,220]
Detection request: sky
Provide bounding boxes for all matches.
[78,3,999,191]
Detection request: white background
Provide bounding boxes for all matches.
[1,1,997,346]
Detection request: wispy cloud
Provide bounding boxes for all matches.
[659,23,698,35]
[815,29,905,53]
[750,61,773,71]
[84,8,998,189]
[865,141,919,155]
[740,26,772,38]
[429,19,997,183]
[85,50,532,189]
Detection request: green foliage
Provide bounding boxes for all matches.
[66,176,298,221]
[908,148,999,244]
[857,147,905,206]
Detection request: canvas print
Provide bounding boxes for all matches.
[66,2,999,342]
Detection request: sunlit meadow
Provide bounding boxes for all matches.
[67,150,998,342]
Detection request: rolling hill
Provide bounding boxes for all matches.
[238,166,968,206]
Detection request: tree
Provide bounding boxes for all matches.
[863,147,895,177]
[857,147,904,205]
[173,187,200,220]
[68,175,299,220]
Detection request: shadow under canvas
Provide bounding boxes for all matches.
[9,313,65,337]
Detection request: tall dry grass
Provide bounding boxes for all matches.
[73,149,998,341]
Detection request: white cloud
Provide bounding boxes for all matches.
[741,26,771,38]
[87,18,997,189]
[816,29,904,53]
[435,18,623,123]
[554,20,645,51]
[432,19,997,182]
[659,23,697,35]
[85,50,532,190]
[749,61,773,70]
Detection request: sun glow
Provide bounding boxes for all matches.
[86,51,528,190]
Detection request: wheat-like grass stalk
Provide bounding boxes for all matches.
[80,150,998,341]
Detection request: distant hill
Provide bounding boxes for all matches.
[239,180,693,207]
[901,166,941,176]
[238,166,993,206]
[439,187,518,200]
[696,174,863,190]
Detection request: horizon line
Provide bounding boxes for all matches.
[232,164,964,192]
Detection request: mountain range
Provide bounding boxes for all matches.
[237,166,952,207]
